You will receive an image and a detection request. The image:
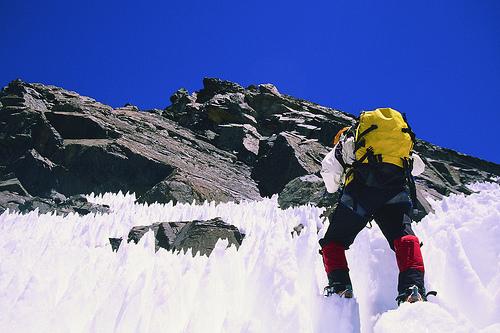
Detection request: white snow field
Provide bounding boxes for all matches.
[0,182,499,333]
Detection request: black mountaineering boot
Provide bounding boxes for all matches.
[396,269,437,305]
[396,285,425,305]
[324,284,354,298]
[324,269,354,298]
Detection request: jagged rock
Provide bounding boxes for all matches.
[114,104,139,112]
[0,190,109,216]
[45,112,120,139]
[48,190,66,204]
[56,140,174,196]
[170,88,190,104]
[63,194,110,215]
[144,108,164,116]
[17,197,54,214]
[291,223,305,237]
[258,134,277,157]
[171,218,244,256]
[166,87,257,133]
[244,85,286,121]
[137,168,247,205]
[0,191,28,214]
[0,79,49,111]
[216,124,261,165]
[258,83,281,96]
[121,217,243,256]
[164,79,256,134]
[9,149,65,196]
[109,238,122,252]
[252,132,328,196]
[127,225,151,245]
[196,78,245,103]
[165,78,353,153]
[0,177,30,196]
[204,130,217,141]
[16,194,110,216]
[137,171,202,205]
[205,93,257,126]
[244,84,354,144]
[278,174,338,209]
[1,80,261,207]
[164,89,202,128]
[414,140,500,198]
[0,107,63,164]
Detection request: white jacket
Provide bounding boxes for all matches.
[320,134,425,193]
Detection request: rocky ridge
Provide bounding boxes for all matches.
[1,78,499,220]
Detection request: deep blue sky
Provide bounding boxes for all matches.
[1,0,499,163]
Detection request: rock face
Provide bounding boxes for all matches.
[278,174,338,209]
[165,78,352,197]
[113,217,244,256]
[0,79,261,215]
[252,133,329,196]
[1,77,499,219]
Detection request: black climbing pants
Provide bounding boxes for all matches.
[319,180,415,249]
[319,179,425,293]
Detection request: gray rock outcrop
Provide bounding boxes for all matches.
[112,217,244,256]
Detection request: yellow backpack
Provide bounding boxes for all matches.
[354,108,415,168]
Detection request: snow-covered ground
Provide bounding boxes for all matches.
[1,182,499,333]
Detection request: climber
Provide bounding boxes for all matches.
[319,108,431,305]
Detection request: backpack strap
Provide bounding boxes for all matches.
[401,114,419,213]
[332,126,356,170]
[401,113,416,144]
[403,157,419,212]
[334,143,347,169]
[354,124,378,153]
[357,124,378,140]
[344,147,374,180]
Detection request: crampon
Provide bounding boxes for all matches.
[323,285,353,298]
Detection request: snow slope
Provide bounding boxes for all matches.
[0,182,499,333]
